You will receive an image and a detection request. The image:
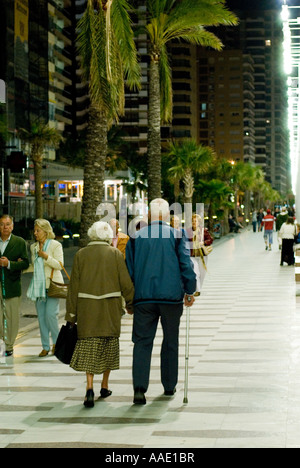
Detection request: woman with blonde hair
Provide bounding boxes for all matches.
[27,219,64,356]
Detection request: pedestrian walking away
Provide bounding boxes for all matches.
[0,215,29,357]
[276,207,289,250]
[65,221,134,408]
[279,217,297,266]
[109,218,130,259]
[186,213,213,295]
[261,209,275,251]
[252,210,257,232]
[109,218,130,315]
[125,198,196,405]
[26,219,64,357]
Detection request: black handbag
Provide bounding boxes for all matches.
[54,323,78,364]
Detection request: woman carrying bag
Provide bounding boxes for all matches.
[65,221,134,408]
[27,219,64,357]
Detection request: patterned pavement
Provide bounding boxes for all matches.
[1,228,299,448]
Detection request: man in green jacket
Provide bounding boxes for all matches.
[0,215,29,356]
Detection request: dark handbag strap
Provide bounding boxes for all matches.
[51,262,70,281]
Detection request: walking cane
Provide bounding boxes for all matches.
[183,305,191,404]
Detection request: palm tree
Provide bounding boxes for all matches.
[230,161,256,219]
[77,0,140,244]
[145,0,238,201]
[196,178,233,232]
[18,123,62,218]
[167,139,215,203]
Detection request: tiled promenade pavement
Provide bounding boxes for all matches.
[1,228,300,448]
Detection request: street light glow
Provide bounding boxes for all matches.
[281,1,300,198]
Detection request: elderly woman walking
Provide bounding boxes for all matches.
[27,219,64,357]
[65,221,134,408]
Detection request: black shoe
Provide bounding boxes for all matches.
[5,350,13,357]
[100,388,112,398]
[84,389,94,408]
[133,387,146,405]
[164,389,176,396]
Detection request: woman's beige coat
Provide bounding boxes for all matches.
[65,242,134,339]
[30,239,64,288]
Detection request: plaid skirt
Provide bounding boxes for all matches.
[70,337,119,375]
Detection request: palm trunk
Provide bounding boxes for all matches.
[174,178,180,202]
[80,104,108,246]
[147,58,161,202]
[33,155,43,219]
[234,189,239,219]
[183,168,194,204]
[223,207,230,234]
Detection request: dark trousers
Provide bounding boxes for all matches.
[132,302,183,393]
[281,238,295,265]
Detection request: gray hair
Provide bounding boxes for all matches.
[88,221,113,243]
[149,198,170,221]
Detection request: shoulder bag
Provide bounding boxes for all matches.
[48,262,70,299]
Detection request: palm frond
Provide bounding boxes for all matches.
[175,27,223,51]
[148,0,177,17]
[159,45,172,123]
[76,0,141,122]
[76,0,96,83]
[111,0,141,90]
[168,0,238,29]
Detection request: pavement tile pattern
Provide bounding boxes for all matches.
[0,229,299,448]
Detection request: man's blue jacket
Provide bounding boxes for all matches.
[125,221,196,305]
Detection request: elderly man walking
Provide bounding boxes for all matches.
[0,215,29,356]
[126,199,196,404]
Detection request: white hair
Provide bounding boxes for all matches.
[149,198,170,221]
[87,221,113,243]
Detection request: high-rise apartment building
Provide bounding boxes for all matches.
[197,49,256,165]
[169,42,199,142]
[1,0,73,151]
[217,4,290,194]
[0,0,74,214]
[48,0,73,139]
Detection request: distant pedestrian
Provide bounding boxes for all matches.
[276,207,289,250]
[0,215,29,356]
[279,217,296,266]
[27,219,64,357]
[186,214,213,295]
[65,221,134,408]
[257,209,264,231]
[261,209,275,251]
[126,198,196,405]
[170,215,181,229]
[109,218,129,259]
[252,210,257,232]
